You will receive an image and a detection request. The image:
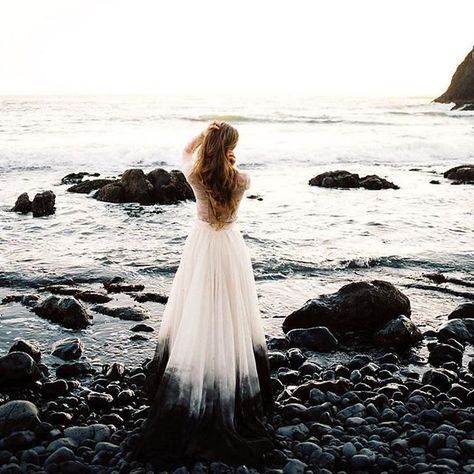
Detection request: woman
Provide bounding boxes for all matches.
[133,121,275,470]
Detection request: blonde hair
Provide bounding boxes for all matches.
[189,122,242,231]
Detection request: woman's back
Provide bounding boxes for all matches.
[182,152,251,224]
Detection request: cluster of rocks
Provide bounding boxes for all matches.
[282,280,422,351]
[1,327,473,474]
[308,171,399,190]
[1,277,168,333]
[11,191,56,217]
[65,168,195,205]
[443,165,474,185]
[435,47,474,111]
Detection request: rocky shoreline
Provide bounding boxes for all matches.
[1,276,473,473]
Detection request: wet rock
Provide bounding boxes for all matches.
[130,323,154,332]
[93,167,194,205]
[1,294,39,307]
[51,337,84,360]
[68,178,116,194]
[8,340,41,362]
[92,304,149,321]
[11,193,32,214]
[64,424,111,444]
[286,326,338,351]
[40,285,112,304]
[308,170,399,190]
[34,295,92,329]
[448,302,474,320]
[41,379,69,397]
[104,362,125,380]
[283,280,411,335]
[56,361,93,378]
[0,352,41,386]
[87,391,113,409]
[44,446,75,467]
[131,292,168,304]
[103,276,145,293]
[0,401,40,436]
[283,459,307,474]
[443,165,474,184]
[130,334,148,341]
[373,315,423,347]
[428,343,463,366]
[61,172,100,184]
[436,318,474,343]
[2,430,36,451]
[31,190,56,217]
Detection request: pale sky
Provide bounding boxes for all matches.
[1,0,473,97]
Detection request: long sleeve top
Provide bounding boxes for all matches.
[181,134,251,224]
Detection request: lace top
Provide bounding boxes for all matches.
[182,134,251,224]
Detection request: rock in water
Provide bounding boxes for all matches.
[448,302,474,319]
[286,326,339,351]
[436,318,474,343]
[67,178,117,194]
[31,190,56,217]
[373,315,423,347]
[91,304,149,321]
[34,295,92,329]
[8,340,41,362]
[0,401,40,436]
[282,280,411,335]
[51,337,84,360]
[93,167,194,205]
[443,165,474,185]
[308,170,399,190]
[11,192,32,214]
[61,171,100,184]
[0,352,41,385]
[435,47,474,109]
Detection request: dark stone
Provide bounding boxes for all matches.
[283,280,411,335]
[67,178,118,194]
[0,352,41,385]
[435,47,474,109]
[308,170,399,190]
[436,318,474,343]
[3,430,36,451]
[31,190,55,217]
[8,340,41,362]
[130,323,154,332]
[103,276,144,293]
[105,362,125,380]
[286,326,338,351]
[11,193,32,214]
[41,379,69,397]
[91,304,149,321]
[373,315,423,347]
[61,172,100,184]
[51,337,84,360]
[0,401,40,436]
[56,361,93,378]
[34,295,92,330]
[87,392,113,409]
[448,303,474,320]
[443,165,474,184]
[428,343,463,366]
[131,292,168,304]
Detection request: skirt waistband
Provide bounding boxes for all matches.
[194,218,238,231]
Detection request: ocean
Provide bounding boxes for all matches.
[0,94,473,367]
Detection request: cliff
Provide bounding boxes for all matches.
[435,47,474,110]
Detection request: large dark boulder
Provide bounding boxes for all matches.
[0,401,40,436]
[31,191,56,217]
[443,165,474,184]
[93,167,194,205]
[11,193,32,214]
[309,170,399,190]
[9,340,41,362]
[67,179,117,194]
[436,318,474,343]
[51,337,84,360]
[34,296,92,329]
[435,47,474,109]
[0,352,41,386]
[282,280,411,335]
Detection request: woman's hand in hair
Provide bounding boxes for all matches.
[201,120,221,138]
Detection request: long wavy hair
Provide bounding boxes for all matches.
[188,122,242,230]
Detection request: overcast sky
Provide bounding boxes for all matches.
[1,0,473,96]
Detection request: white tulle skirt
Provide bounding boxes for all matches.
[134,218,275,468]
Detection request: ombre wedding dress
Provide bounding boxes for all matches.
[133,140,275,469]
